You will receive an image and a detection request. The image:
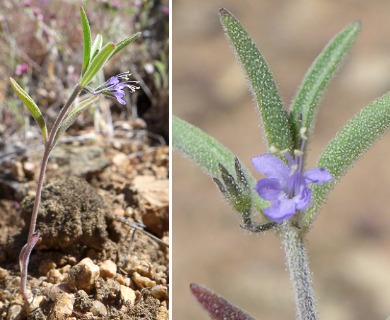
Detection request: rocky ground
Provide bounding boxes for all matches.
[0,127,169,319]
[0,1,169,319]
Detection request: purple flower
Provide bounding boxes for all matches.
[15,63,29,76]
[92,72,140,105]
[252,140,332,222]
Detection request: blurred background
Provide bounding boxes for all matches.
[173,1,390,319]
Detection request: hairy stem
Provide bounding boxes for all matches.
[20,84,83,301]
[280,222,318,320]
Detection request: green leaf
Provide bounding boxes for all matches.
[80,42,116,88]
[54,95,99,144]
[304,91,390,227]
[173,115,267,214]
[219,8,293,152]
[9,77,48,140]
[109,32,141,60]
[290,21,361,148]
[90,34,103,61]
[80,7,92,75]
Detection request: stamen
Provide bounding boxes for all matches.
[299,127,308,140]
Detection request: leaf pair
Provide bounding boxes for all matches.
[174,8,390,229]
[79,6,140,87]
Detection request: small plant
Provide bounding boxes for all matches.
[174,8,390,320]
[10,6,140,302]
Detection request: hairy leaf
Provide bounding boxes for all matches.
[80,7,92,75]
[305,91,390,227]
[290,21,361,148]
[110,33,141,60]
[173,116,267,213]
[219,8,293,152]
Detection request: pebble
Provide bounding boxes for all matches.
[48,283,72,301]
[156,305,169,320]
[28,295,45,313]
[151,284,168,301]
[22,161,35,179]
[132,272,156,289]
[90,300,108,316]
[99,260,117,278]
[0,267,9,279]
[6,304,22,320]
[115,274,131,287]
[50,293,75,319]
[120,285,136,305]
[39,259,56,275]
[47,269,64,284]
[66,258,100,291]
[112,152,128,166]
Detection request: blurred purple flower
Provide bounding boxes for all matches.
[252,138,332,222]
[15,63,29,76]
[92,72,140,105]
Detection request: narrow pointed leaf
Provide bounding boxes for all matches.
[90,34,103,60]
[54,95,99,143]
[80,42,116,87]
[290,21,361,147]
[109,32,141,60]
[304,91,390,227]
[10,78,48,140]
[80,7,92,75]
[173,115,267,213]
[219,8,293,152]
[190,283,256,320]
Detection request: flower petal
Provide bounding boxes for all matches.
[304,168,332,184]
[263,198,296,222]
[106,76,120,85]
[294,186,311,210]
[255,178,283,200]
[251,154,289,179]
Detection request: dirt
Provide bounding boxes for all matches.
[0,134,169,319]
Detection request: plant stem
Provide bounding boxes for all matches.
[280,222,318,320]
[20,84,83,301]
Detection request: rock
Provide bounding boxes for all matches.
[28,295,46,314]
[74,290,93,311]
[120,285,136,305]
[115,274,131,286]
[47,269,63,284]
[6,304,22,320]
[132,272,156,289]
[151,285,168,301]
[39,259,56,275]
[90,300,108,316]
[48,283,73,301]
[67,258,100,291]
[112,152,128,166]
[128,176,168,238]
[156,304,169,320]
[0,267,9,279]
[50,145,109,178]
[99,260,117,278]
[49,293,74,320]
[22,161,35,180]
